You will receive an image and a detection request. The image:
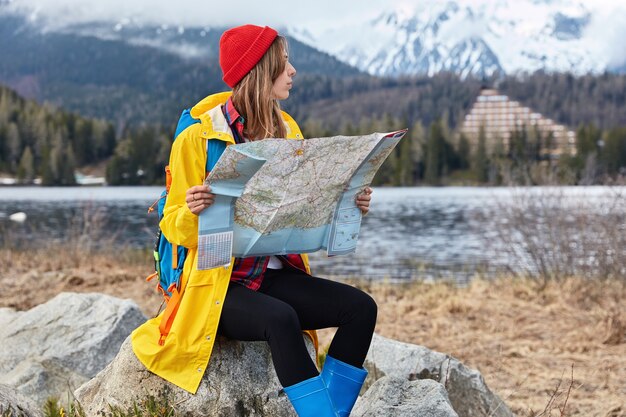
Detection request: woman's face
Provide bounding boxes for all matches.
[271,53,296,100]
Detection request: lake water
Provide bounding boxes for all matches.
[1,186,623,282]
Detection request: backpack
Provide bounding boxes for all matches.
[146,107,226,345]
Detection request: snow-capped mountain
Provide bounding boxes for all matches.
[288,0,626,78]
[3,0,625,79]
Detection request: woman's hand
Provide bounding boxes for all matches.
[356,187,373,216]
[186,185,216,215]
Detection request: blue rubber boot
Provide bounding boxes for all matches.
[320,355,368,417]
[284,375,339,417]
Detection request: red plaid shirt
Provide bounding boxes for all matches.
[222,98,308,290]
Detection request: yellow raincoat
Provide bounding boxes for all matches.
[131,92,318,394]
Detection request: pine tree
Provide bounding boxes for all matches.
[40,145,54,185]
[16,146,35,184]
[473,125,488,183]
[602,127,626,176]
[73,118,91,165]
[60,145,77,185]
[6,122,21,171]
[570,124,603,183]
[31,108,49,158]
[44,132,66,185]
[410,121,425,183]
[106,156,123,185]
[424,120,445,185]
[576,124,601,157]
[457,134,471,170]
[395,133,413,186]
[103,124,117,157]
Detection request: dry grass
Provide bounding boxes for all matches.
[0,248,161,314]
[1,249,624,416]
[341,277,625,417]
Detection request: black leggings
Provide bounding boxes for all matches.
[216,268,378,387]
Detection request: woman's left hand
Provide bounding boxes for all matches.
[356,187,373,216]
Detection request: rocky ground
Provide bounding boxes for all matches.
[2,248,624,417]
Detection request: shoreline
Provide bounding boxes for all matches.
[1,248,624,416]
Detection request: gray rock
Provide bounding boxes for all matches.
[352,376,458,417]
[0,307,18,328]
[3,358,88,404]
[75,335,319,417]
[0,383,43,417]
[364,334,514,417]
[0,292,146,406]
[4,292,512,416]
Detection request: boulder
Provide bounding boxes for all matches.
[1,292,514,417]
[0,307,18,328]
[352,376,458,417]
[76,334,509,417]
[0,383,43,417]
[3,358,87,405]
[0,292,146,405]
[75,335,312,417]
[364,334,514,417]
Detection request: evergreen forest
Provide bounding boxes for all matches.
[1,71,625,186]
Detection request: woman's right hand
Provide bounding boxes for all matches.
[186,185,216,215]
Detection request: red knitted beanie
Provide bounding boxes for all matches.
[219,25,279,88]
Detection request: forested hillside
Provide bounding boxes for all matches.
[4,13,626,133]
[2,72,625,187]
[0,85,170,185]
[498,72,626,130]
[343,115,626,187]
[1,13,625,186]
[0,86,109,185]
[289,72,626,132]
[0,14,360,128]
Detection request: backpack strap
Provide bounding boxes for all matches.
[175,108,201,138]
[158,287,182,345]
[206,138,227,174]
[157,136,228,346]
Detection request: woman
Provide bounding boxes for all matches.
[132,24,377,417]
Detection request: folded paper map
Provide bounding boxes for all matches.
[197,130,406,270]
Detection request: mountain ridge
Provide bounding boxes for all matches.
[1,9,625,133]
[0,12,362,126]
[4,1,625,79]
[287,0,626,78]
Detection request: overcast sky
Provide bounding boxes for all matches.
[9,0,623,30]
[10,0,389,29]
[5,0,626,67]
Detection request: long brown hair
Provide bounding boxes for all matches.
[231,36,288,140]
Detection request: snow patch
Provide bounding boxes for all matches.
[296,0,625,77]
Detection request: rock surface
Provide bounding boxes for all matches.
[0,307,18,328]
[77,333,512,417]
[364,334,514,417]
[75,335,310,417]
[1,292,514,417]
[0,292,146,405]
[352,376,458,417]
[0,383,43,417]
